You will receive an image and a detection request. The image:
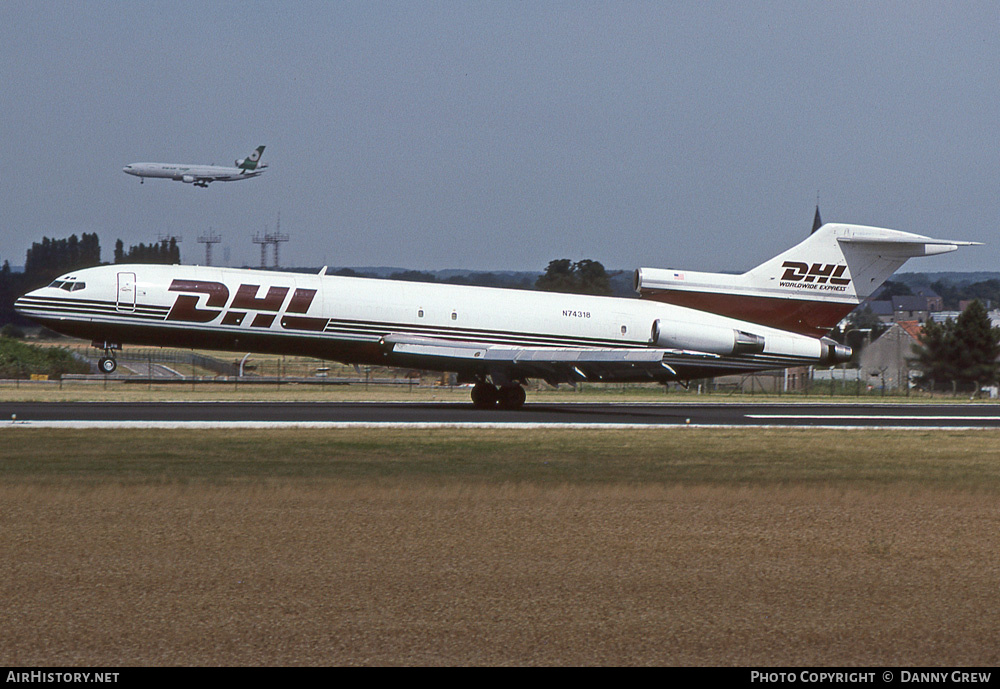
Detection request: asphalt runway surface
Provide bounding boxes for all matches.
[3,401,1000,428]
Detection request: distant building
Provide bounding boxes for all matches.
[858,320,923,391]
[929,311,962,324]
[864,300,895,322]
[928,305,1000,328]
[913,288,944,312]
[857,287,943,325]
[960,299,993,312]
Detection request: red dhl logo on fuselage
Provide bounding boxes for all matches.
[165,280,326,331]
[779,262,851,292]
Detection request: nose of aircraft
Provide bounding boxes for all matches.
[13,286,44,316]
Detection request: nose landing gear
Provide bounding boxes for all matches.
[92,340,121,374]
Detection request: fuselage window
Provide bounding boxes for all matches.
[451,311,457,320]
[48,280,66,289]
[71,282,86,291]
[59,282,74,291]
[418,309,424,318]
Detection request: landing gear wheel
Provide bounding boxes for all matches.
[471,382,499,409]
[98,357,117,374]
[498,384,526,410]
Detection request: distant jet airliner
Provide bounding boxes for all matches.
[15,222,978,409]
[123,146,267,188]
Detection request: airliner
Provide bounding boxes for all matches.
[15,223,977,409]
[123,146,267,188]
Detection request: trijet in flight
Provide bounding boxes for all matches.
[123,146,267,188]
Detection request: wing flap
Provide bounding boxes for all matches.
[380,334,714,383]
[384,334,672,362]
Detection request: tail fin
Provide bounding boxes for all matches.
[236,145,266,171]
[636,224,979,337]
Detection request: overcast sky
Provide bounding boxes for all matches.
[2,1,998,274]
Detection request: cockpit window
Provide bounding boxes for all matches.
[47,279,85,291]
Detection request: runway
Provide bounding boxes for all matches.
[3,401,1000,428]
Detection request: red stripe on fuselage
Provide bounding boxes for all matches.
[641,290,854,337]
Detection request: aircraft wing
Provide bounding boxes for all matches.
[380,334,701,384]
[177,173,218,187]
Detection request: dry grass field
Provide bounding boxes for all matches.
[2,428,1000,666]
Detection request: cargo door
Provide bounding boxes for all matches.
[116,272,136,312]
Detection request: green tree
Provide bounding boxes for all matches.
[24,233,102,283]
[952,300,1000,391]
[535,259,576,293]
[878,280,913,298]
[115,237,181,264]
[389,270,437,283]
[931,278,1000,310]
[572,259,612,295]
[910,318,956,392]
[535,259,612,296]
[0,337,91,378]
[910,300,1000,393]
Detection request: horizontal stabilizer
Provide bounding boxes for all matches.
[837,232,980,257]
[838,235,978,245]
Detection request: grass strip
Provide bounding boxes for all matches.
[3,427,1000,490]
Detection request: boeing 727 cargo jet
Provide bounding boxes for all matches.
[123,146,267,187]
[16,223,978,409]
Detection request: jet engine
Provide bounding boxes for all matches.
[651,319,765,356]
[820,338,853,364]
[182,175,195,183]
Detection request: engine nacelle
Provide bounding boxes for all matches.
[182,175,195,183]
[651,319,765,356]
[820,338,853,364]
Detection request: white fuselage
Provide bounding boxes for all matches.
[17,223,976,399]
[122,163,264,184]
[15,263,841,383]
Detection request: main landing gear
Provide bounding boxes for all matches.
[93,340,121,374]
[471,382,527,410]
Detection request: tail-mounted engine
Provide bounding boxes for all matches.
[651,319,765,356]
[820,338,853,364]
